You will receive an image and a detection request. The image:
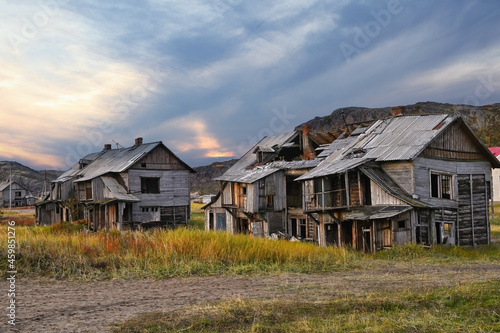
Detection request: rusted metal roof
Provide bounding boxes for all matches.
[297,114,458,181]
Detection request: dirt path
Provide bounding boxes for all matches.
[3,263,500,332]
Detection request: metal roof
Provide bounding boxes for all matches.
[359,166,427,208]
[101,176,140,202]
[344,205,413,220]
[297,114,457,180]
[489,147,500,157]
[214,132,300,183]
[73,142,161,182]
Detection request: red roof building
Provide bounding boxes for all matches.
[489,147,500,157]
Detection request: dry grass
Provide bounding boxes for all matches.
[0,209,35,226]
[113,279,500,332]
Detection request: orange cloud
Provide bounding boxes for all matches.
[204,150,235,158]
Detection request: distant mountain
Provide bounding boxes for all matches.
[190,159,238,195]
[0,161,63,196]
[296,102,500,147]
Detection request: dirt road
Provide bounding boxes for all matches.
[2,263,500,332]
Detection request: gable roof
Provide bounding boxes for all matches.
[297,114,500,181]
[214,131,300,183]
[57,141,194,184]
[0,180,28,192]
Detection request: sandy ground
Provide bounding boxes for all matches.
[2,263,500,332]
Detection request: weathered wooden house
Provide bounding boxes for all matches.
[296,114,500,251]
[36,138,194,230]
[489,147,500,203]
[0,180,34,208]
[204,131,326,239]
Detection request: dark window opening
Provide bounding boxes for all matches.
[141,163,147,168]
[431,174,439,198]
[299,218,306,238]
[398,220,406,229]
[141,177,160,193]
[431,173,452,199]
[266,195,274,208]
[241,186,247,196]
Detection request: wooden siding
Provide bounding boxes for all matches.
[413,157,491,206]
[370,180,406,205]
[131,145,188,170]
[457,174,489,246]
[128,169,190,223]
[381,162,414,194]
[423,121,485,160]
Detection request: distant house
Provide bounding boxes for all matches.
[0,180,35,208]
[36,138,195,230]
[489,147,500,204]
[206,114,500,251]
[296,114,500,250]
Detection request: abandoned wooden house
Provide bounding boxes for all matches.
[0,180,35,208]
[296,114,500,251]
[489,147,500,203]
[203,129,338,239]
[35,138,194,230]
[206,114,499,251]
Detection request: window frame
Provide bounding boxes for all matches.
[430,171,454,200]
[141,177,160,194]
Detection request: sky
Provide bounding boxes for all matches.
[1,0,500,170]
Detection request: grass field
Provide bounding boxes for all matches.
[114,279,500,332]
[1,203,500,332]
[189,202,205,230]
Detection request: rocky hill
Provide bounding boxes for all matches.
[296,102,500,147]
[190,159,238,195]
[0,161,62,196]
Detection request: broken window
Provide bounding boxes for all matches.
[430,172,453,199]
[141,177,160,194]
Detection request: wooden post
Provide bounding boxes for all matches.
[486,178,490,245]
[470,175,475,247]
[345,172,350,209]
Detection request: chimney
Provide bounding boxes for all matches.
[103,144,112,151]
[135,137,143,147]
[392,106,405,116]
[302,125,315,160]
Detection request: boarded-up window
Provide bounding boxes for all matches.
[85,183,92,200]
[141,177,160,193]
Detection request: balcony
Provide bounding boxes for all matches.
[304,189,347,212]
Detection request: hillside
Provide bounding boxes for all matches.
[190,159,238,195]
[0,161,63,196]
[296,102,500,147]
